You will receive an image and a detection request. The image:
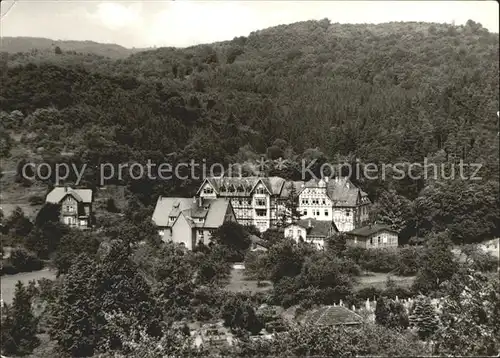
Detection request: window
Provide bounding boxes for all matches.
[203,187,213,194]
[324,210,329,216]
[322,199,326,205]
[169,216,176,222]
[256,198,266,206]
[369,238,373,245]
[346,210,350,216]
[256,209,267,217]
[198,230,204,236]
[303,209,307,215]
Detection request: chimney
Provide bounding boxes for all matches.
[324,176,329,183]
[308,219,312,228]
[64,186,68,192]
[198,196,203,207]
[335,176,339,183]
[193,196,196,204]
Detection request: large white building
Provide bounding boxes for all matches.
[196,176,371,233]
[298,177,371,232]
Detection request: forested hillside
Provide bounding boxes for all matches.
[1,19,499,244]
[1,36,144,58]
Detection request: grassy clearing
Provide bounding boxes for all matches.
[224,268,273,294]
[354,272,415,291]
[1,269,56,304]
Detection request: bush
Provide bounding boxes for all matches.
[105,198,120,213]
[2,248,44,274]
[1,260,19,275]
[28,195,45,206]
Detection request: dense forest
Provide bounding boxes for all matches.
[1,19,499,244]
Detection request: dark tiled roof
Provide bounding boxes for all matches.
[203,176,287,196]
[347,224,398,237]
[199,176,370,206]
[305,306,363,326]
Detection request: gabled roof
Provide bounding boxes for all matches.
[347,224,398,237]
[296,177,370,207]
[45,187,93,204]
[200,176,287,197]
[152,197,231,229]
[286,219,338,238]
[152,197,194,227]
[202,177,260,197]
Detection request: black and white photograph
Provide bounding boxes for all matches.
[0,0,499,357]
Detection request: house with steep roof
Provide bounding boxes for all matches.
[284,219,338,249]
[45,186,93,228]
[197,175,371,233]
[152,196,236,250]
[346,224,398,249]
[197,176,288,232]
[297,176,371,232]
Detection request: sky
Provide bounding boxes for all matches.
[1,1,498,48]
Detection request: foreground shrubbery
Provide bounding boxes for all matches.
[1,247,44,275]
[236,323,428,357]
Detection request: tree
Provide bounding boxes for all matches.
[54,46,62,54]
[373,189,414,243]
[409,295,439,340]
[412,232,458,293]
[235,323,428,357]
[49,254,100,356]
[376,297,409,330]
[25,204,68,259]
[4,206,33,239]
[1,281,40,355]
[210,222,251,262]
[279,182,301,226]
[105,198,120,213]
[375,297,390,327]
[434,269,500,356]
[221,293,264,335]
[53,230,100,275]
[49,245,163,356]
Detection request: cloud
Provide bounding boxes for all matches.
[90,2,143,31]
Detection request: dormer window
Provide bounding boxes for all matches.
[169,216,176,221]
[220,185,226,192]
[228,185,235,193]
[203,187,213,194]
[237,185,244,192]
